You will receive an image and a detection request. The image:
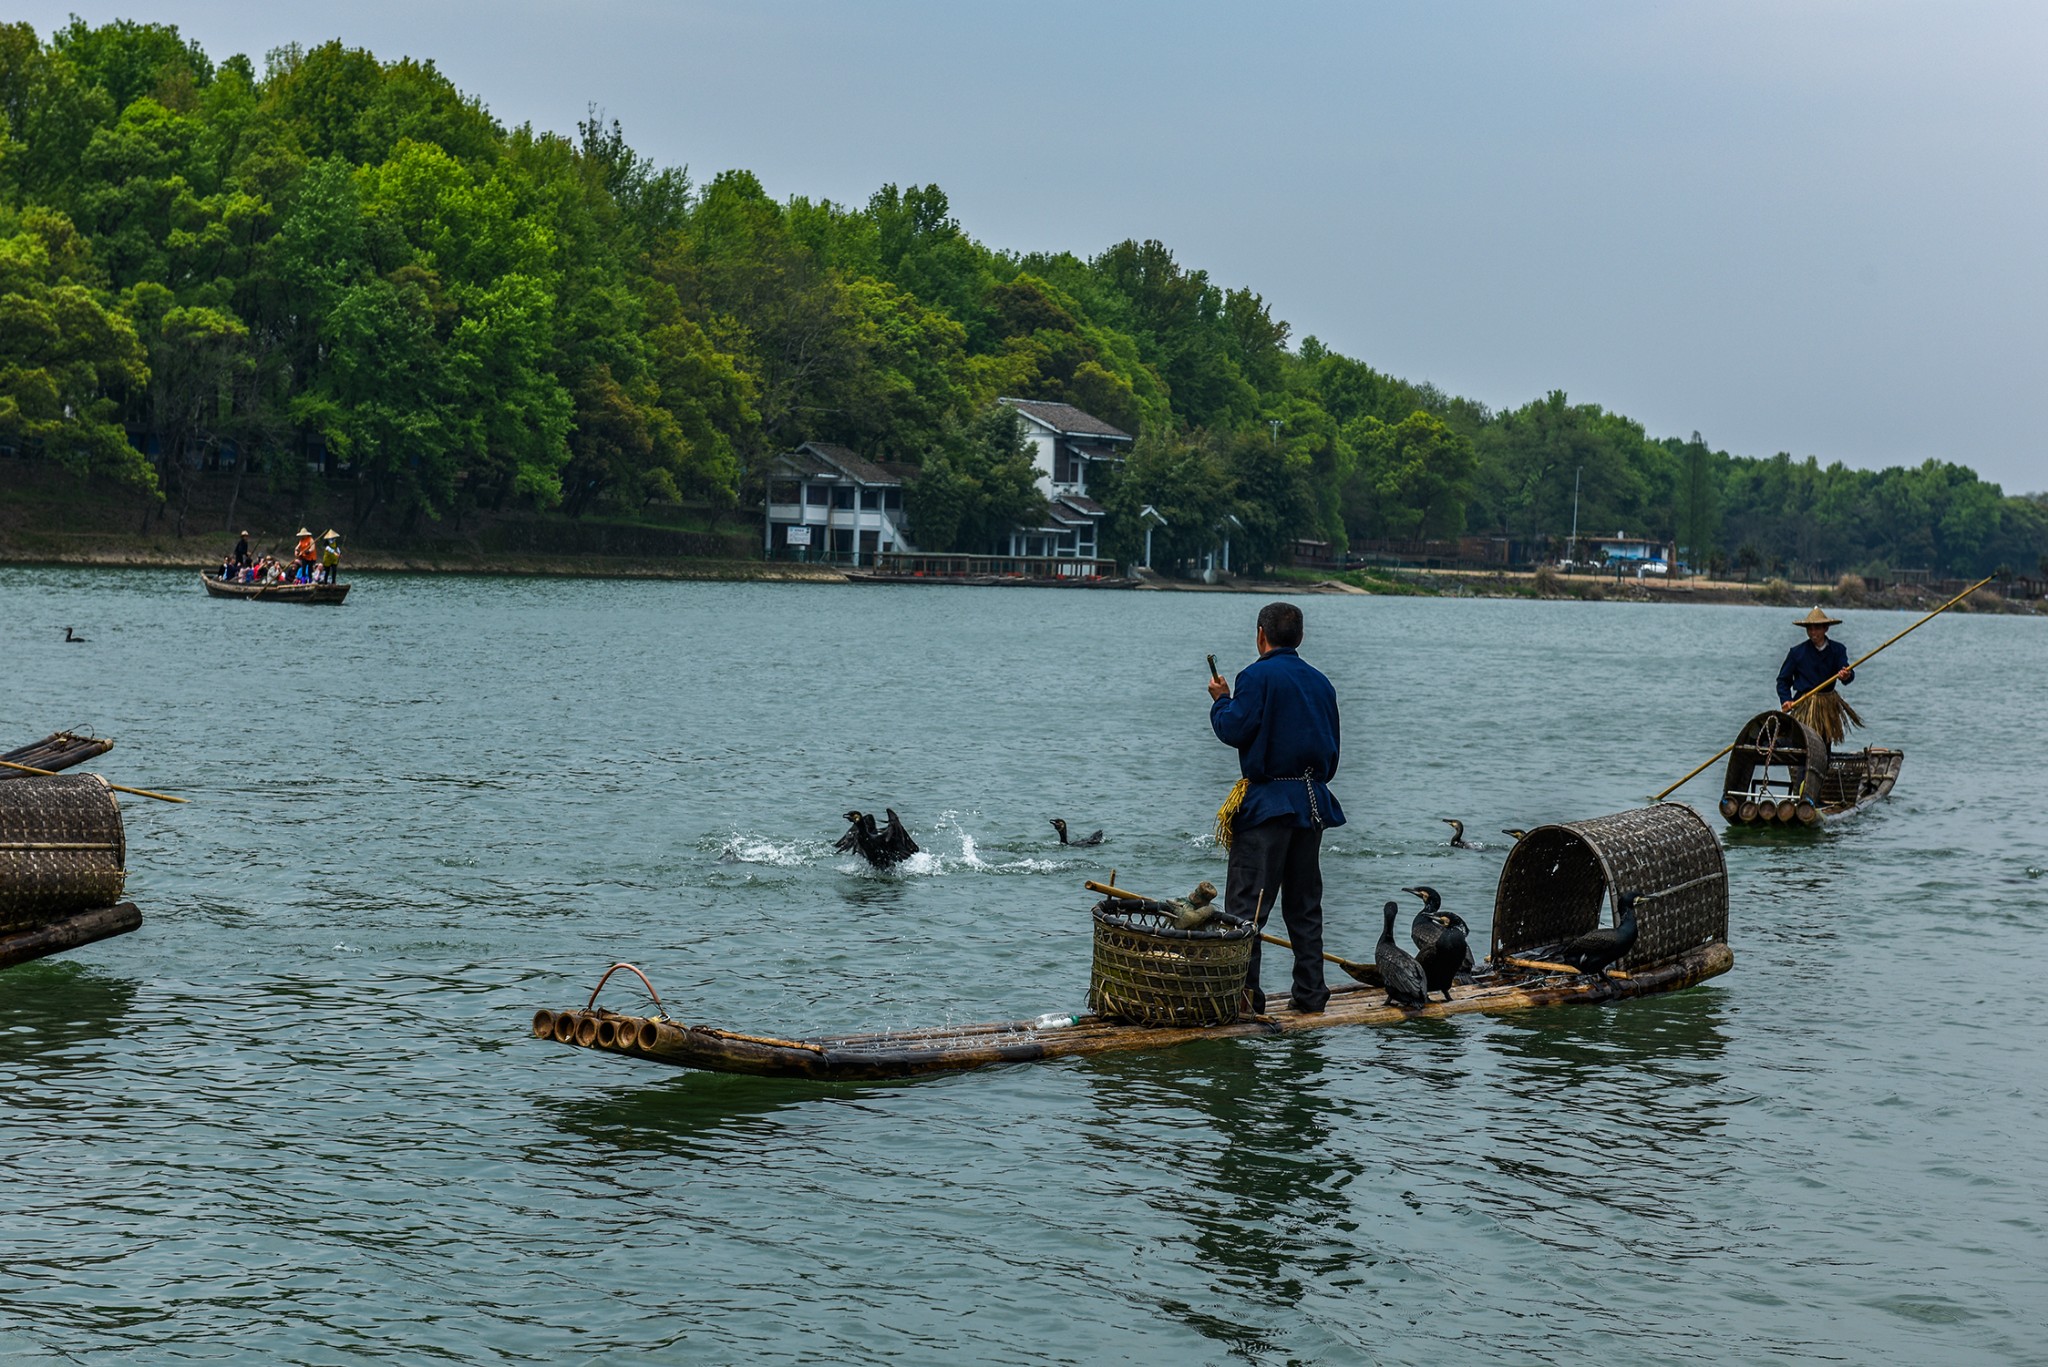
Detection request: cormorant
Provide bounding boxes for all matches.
[834,809,920,869]
[1376,900,1429,1009]
[1049,818,1104,847]
[1500,828,1529,843]
[1402,886,1476,974]
[63,627,86,642]
[1555,891,1641,979]
[1440,818,1472,849]
[1414,915,1467,1001]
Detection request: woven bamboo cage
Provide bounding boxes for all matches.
[1087,899,1255,1027]
[0,775,127,935]
[1490,803,1727,973]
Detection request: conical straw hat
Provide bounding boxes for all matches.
[1795,606,1842,628]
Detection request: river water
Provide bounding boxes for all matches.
[2,568,2044,1365]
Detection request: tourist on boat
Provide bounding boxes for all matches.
[294,527,317,578]
[318,531,341,584]
[1206,601,1346,1015]
[232,530,251,567]
[1778,606,1858,744]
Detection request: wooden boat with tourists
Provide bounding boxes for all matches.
[534,804,1732,1082]
[1717,709,1902,827]
[200,572,350,604]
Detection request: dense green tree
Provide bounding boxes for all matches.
[903,404,1044,552]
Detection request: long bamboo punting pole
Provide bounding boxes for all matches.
[1653,574,1994,801]
[0,757,186,803]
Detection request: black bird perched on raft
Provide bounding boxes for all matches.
[63,627,86,642]
[1440,818,1472,849]
[1554,891,1641,979]
[1048,818,1104,847]
[1413,914,1468,1002]
[1402,885,1476,976]
[1500,828,1529,843]
[835,809,920,869]
[1376,900,1429,1009]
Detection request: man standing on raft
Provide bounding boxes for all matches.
[1207,601,1344,1015]
[1779,606,1858,744]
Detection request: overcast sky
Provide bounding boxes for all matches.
[24,1,2048,490]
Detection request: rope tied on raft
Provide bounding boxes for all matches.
[1215,778,1248,849]
[585,962,671,1022]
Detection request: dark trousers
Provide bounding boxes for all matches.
[1226,819,1328,1013]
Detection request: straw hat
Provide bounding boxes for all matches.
[297,527,312,537]
[321,529,340,540]
[1795,606,1842,628]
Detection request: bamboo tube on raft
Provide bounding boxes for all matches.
[552,1012,582,1043]
[1775,798,1798,822]
[532,1009,557,1039]
[595,1017,620,1048]
[575,1015,602,1047]
[1738,799,1760,822]
[1796,800,1819,824]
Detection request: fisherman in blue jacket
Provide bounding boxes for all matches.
[1208,601,1345,1014]
[1777,606,1858,744]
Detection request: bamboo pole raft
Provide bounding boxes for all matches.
[0,731,114,780]
[533,943,1733,1082]
[0,902,142,971]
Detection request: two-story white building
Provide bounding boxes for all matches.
[762,442,919,565]
[995,398,1133,560]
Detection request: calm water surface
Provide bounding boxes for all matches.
[2,568,2044,1365]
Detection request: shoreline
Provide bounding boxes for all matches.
[4,542,2039,613]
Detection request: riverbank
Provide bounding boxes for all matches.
[5,463,2039,609]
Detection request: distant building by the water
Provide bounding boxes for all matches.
[995,398,1133,562]
[761,443,918,565]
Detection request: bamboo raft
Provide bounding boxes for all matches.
[1,731,114,779]
[200,572,350,604]
[535,803,1733,1082]
[1717,710,1902,827]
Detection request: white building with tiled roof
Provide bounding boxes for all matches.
[996,397,1133,560]
[762,441,919,565]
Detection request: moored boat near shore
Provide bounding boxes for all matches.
[200,572,350,604]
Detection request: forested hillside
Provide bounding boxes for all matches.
[3,19,2043,576]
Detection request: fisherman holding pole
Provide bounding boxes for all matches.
[1207,602,1344,1015]
[1779,606,1858,744]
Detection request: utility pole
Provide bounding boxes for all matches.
[1568,466,1581,566]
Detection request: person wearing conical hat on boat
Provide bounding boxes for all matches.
[1778,606,1859,745]
[1207,601,1345,1017]
[318,530,341,584]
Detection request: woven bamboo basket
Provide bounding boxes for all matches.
[0,775,127,935]
[1490,803,1727,973]
[1087,899,1255,1027]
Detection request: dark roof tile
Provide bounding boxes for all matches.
[998,398,1133,441]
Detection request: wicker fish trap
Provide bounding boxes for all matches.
[0,775,127,935]
[1490,803,1726,973]
[1087,899,1255,1027]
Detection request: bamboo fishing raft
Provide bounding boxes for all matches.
[1,730,115,780]
[0,773,141,970]
[1717,710,1902,827]
[534,803,1732,1081]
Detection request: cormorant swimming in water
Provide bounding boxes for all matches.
[1555,891,1640,978]
[63,627,86,642]
[1376,900,1429,1009]
[1402,886,1476,974]
[1440,818,1472,849]
[1048,818,1104,847]
[835,809,920,869]
[1500,828,1529,843]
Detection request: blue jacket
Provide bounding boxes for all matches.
[1210,647,1346,830]
[1777,638,1854,703]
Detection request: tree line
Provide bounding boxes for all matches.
[3,18,2042,576]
